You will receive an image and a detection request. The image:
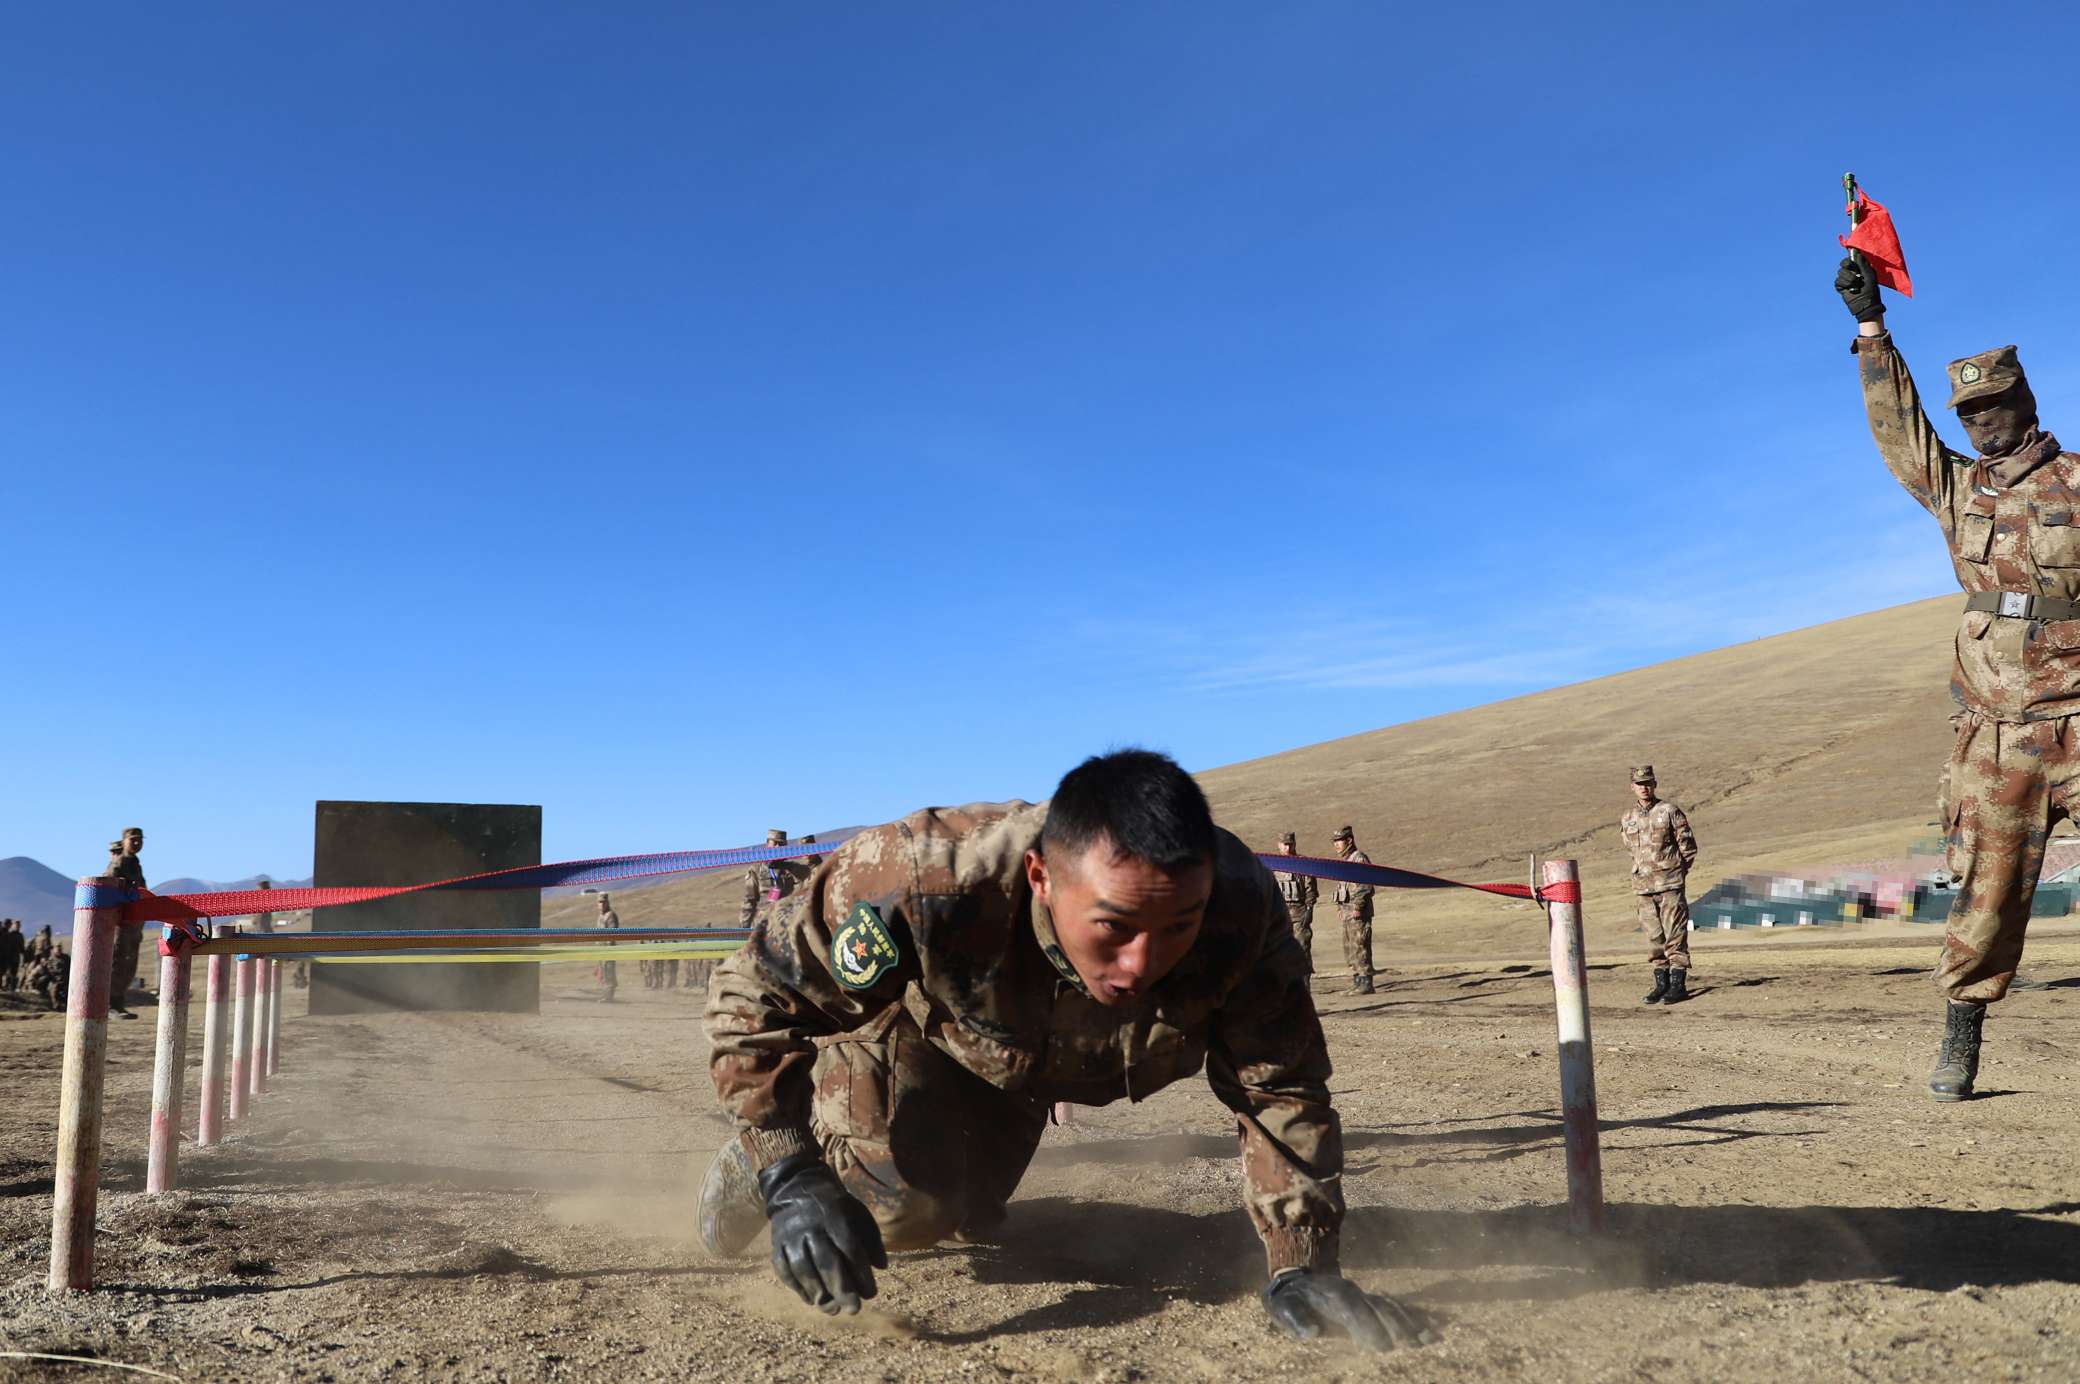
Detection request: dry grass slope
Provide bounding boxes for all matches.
[549,596,1966,962]
[1200,594,1963,958]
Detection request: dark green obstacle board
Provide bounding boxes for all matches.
[309,800,543,1015]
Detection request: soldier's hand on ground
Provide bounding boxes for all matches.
[757,1153,887,1315]
[1834,254,1884,323]
[1261,1268,1437,1351]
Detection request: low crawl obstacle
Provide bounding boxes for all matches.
[46,842,1603,1292]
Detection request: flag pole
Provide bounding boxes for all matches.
[1842,171,1868,277]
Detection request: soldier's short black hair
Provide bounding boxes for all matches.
[1041,748,1216,873]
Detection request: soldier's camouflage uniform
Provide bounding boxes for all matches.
[108,852,147,1008]
[1275,868,1318,971]
[25,950,67,1011]
[711,852,813,990]
[0,924,22,991]
[1333,847,1375,988]
[1620,799,1698,970]
[705,801,1345,1273]
[1859,332,2080,1002]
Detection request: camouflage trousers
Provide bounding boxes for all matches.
[1285,903,1314,972]
[599,960,617,993]
[1938,712,2080,1004]
[1339,907,1373,985]
[1637,889,1691,971]
[109,924,143,1008]
[810,1006,1049,1251]
[683,959,713,989]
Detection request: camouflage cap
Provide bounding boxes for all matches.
[1278,831,1296,846]
[1631,765,1656,784]
[1330,824,1354,841]
[765,828,787,845]
[1946,345,2027,410]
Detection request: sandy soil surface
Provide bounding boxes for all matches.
[4,930,2079,1383]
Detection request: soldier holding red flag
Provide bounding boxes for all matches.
[1837,195,2077,1102]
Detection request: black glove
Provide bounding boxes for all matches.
[757,1153,887,1315]
[1835,254,1884,324]
[1262,1268,1437,1351]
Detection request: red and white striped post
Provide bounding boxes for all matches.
[198,948,232,1146]
[1543,858,1604,1234]
[48,878,122,1292]
[146,931,194,1193]
[249,957,270,1101]
[229,942,254,1122]
[266,960,284,1076]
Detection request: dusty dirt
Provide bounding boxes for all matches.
[5,925,2080,1383]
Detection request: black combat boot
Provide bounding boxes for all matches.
[1352,975,1375,995]
[1661,969,1689,1005]
[1928,1001,1986,1102]
[696,1133,769,1257]
[1642,970,1669,1004]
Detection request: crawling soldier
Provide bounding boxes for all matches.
[698,749,1434,1352]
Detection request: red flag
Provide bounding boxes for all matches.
[1839,190,1914,298]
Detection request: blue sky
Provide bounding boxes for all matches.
[6,3,2076,881]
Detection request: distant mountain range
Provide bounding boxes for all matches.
[0,857,308,934]
[0,857,77,930]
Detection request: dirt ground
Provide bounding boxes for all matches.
[4,926,2079,1383]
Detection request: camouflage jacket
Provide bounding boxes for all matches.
[1275,867,1317,912]
[1858,331,2080,720]
[740,858,814,928]
[706,801,1344,1273]
[1620,799,1697,895]
[111,855,146,890]
[597,908,619,932]
[1333,848,1374,914]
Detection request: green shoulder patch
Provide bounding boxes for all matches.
[831,901,901,990]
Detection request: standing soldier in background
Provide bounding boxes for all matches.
[695,833,823,992]
[597,892,621,1002]
[1272,833,1317,972]
[0,920,22,992]
[741,828,816,928]
[1838,252,2080,1099]
[107,829,148,1019]
[1620,767,1699,1006]
[1329,825,1375,994]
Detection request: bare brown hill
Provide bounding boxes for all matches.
[548,596,1967,962]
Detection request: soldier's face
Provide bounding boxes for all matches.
[1027,844,1211,1008]
[1958,386,2036,458]
[1633,781,1654,804]
[124,831,143,853]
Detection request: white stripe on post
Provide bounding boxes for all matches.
[198,951,231,1145]
[266,960,284,1076]
[146,934,193,1193]
[1544,858,1604,1234]
[229,945,253,1122]
[49,878,122,1292]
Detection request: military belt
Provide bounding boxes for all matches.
[1965,591,2080,622]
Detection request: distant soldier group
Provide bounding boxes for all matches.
[1266,826,1378,993]
[1,921,66,1010]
